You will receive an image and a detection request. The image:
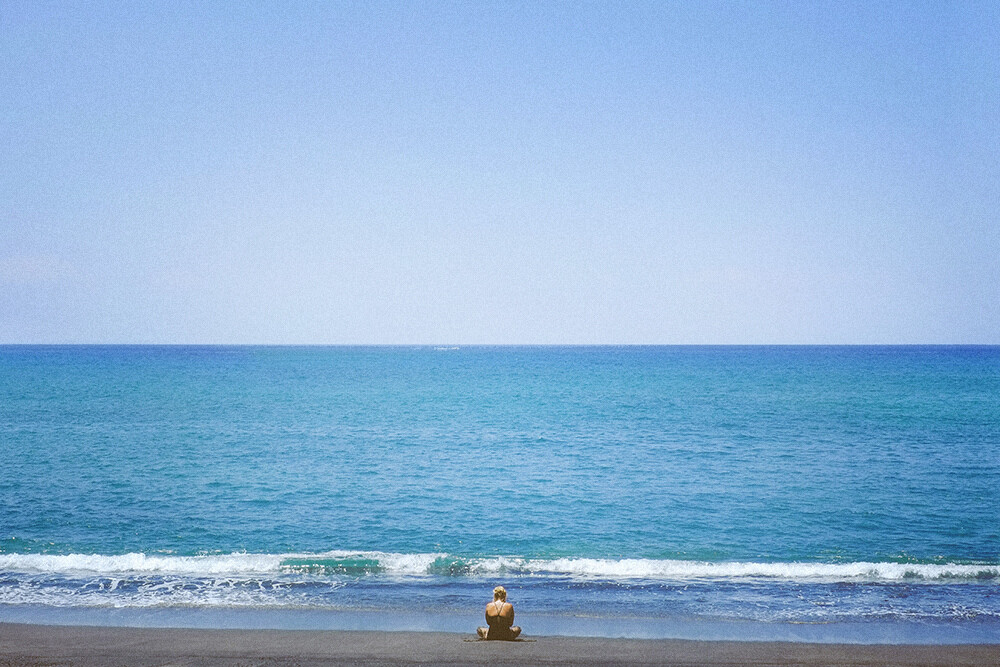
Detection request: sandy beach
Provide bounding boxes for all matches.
[0,623,996,666]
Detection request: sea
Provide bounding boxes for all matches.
[1,345,998,644]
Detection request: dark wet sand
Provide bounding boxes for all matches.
[0,622,997,666]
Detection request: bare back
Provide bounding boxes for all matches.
[485,600,513,627]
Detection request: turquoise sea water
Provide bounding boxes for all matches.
[1,346,998,642]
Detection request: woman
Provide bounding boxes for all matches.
[477,585,521,640]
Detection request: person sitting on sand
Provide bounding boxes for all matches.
[477,585,521,640]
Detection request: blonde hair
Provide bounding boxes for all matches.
[493,586,507,601]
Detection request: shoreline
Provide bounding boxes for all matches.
[1,623,998,666]
[4,604,998,645]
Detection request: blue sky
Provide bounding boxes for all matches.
[2,1,997,343]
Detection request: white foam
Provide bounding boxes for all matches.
[509,558,1000,581]
[0,552,284,575]
[0,552,996,582]
[0,573,345,609]
[374,551,443,574]
[443,556,999,582]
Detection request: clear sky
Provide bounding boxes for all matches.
[2,1,997,344]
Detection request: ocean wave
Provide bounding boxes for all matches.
[1,552,997,582]
[0,552,285,575]
[517,558,1000,581]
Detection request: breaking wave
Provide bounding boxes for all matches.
[2,552,998,619]
[2,552,997,582]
